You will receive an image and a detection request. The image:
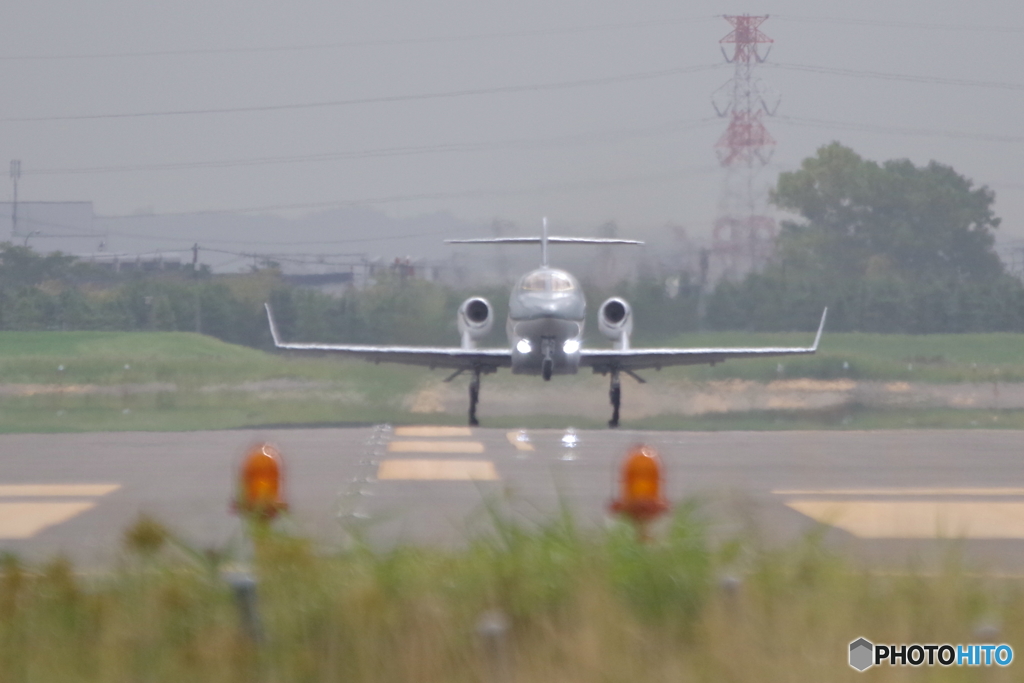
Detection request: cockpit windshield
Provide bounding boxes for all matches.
[550,272,574,292]
[518,269,576,293]
[521,272,548,292]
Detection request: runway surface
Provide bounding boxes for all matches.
[1,427,1023,569]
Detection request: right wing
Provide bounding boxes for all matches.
[264,304,511,371]
[580,308,827,373]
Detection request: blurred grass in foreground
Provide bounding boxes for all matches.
[0,509,1019,682]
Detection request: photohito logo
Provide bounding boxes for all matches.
[849,638,1013,671]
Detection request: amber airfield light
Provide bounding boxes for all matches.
[233,442,288,520]
[609,444,669,525]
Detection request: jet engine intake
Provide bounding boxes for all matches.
[457,297,493,348]
[598,297,633,350]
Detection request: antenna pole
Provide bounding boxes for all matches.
[9,160,20,240]
[541,217,548,266]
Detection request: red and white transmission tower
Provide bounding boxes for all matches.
[711,14,779,279]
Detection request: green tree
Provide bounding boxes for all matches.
[706,143,1024,333]
[772,142,1003,287]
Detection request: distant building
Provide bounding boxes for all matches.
[76,251,184,272]
[0,201,108,253]
[282,271,355,296]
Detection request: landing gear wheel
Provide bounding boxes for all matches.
[541,338,554,381]
[609,370,621,428]
[468,369,481,426]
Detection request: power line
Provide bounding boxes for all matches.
[773,115,1024,144]
[0,15,717,62]
[103,230,445,246]
[197,246,368,267]
[25,117,720,176]
[4,63,724,122]
[768,62,1024,92]
[773,14,1024,34]
[102,229,462,246]
[96,164,721,220]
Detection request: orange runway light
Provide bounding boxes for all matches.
[233,442,288,521]
[609,444,669,525]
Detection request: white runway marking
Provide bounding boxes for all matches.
[377,459,499,481]
[786,501,1024,539]
[387,441,485,454]
[393,426,473,438]
[0,502,97,539]
[774,488,1024,497]
[0,484,120,497]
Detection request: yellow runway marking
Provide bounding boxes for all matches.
[387,441,485,454]
[775,488,1024,497]
[0,484,120,497]
[377,459,499,481]
[506,431,535,451]
[393,426,473,438]
[0,502,96,539]
[786,501,1024,539]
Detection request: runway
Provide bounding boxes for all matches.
[2,427,1024,569]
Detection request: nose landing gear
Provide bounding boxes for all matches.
[540,337,554,381]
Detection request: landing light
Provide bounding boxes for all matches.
[516,339,532,354]
[562,339,580,354]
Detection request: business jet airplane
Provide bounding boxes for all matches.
[265,220,826,427]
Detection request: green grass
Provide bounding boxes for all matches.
[0,331,427,389]
[0,509,1019,682]
[630,406,1024,431]
[0,331,432,432]
[661,331,1024,382]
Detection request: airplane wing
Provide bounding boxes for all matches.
[580,308,827,373]
[264,304,511,371]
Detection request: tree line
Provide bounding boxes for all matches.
[0,143,1019,344]
[707,143,1024,333]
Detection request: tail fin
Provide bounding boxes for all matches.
[542,217,549,267]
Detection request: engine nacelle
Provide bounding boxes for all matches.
[457,297,493,348]
[598,297,633,350]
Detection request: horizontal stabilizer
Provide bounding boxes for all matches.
[445,237,644,245]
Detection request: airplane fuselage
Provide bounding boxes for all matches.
[506,267,585,379]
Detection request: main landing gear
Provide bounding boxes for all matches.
[607,368,645,428]
[609,370,621,428]
[468,367,481,427]
[444,366,485,427]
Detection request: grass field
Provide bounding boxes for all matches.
[661,330,1024,383]
[0,510,1017,682]
[1,330,1024,432]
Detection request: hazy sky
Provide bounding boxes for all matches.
[1,0,1021,255]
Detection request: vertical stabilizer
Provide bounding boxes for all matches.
[541,217,549,266]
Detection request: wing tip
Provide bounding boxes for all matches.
[811,307,828,351]
[264,303,283,347]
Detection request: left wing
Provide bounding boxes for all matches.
[580,308,827,373]
[265,304,511,371]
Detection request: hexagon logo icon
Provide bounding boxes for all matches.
[849,638,874,671]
